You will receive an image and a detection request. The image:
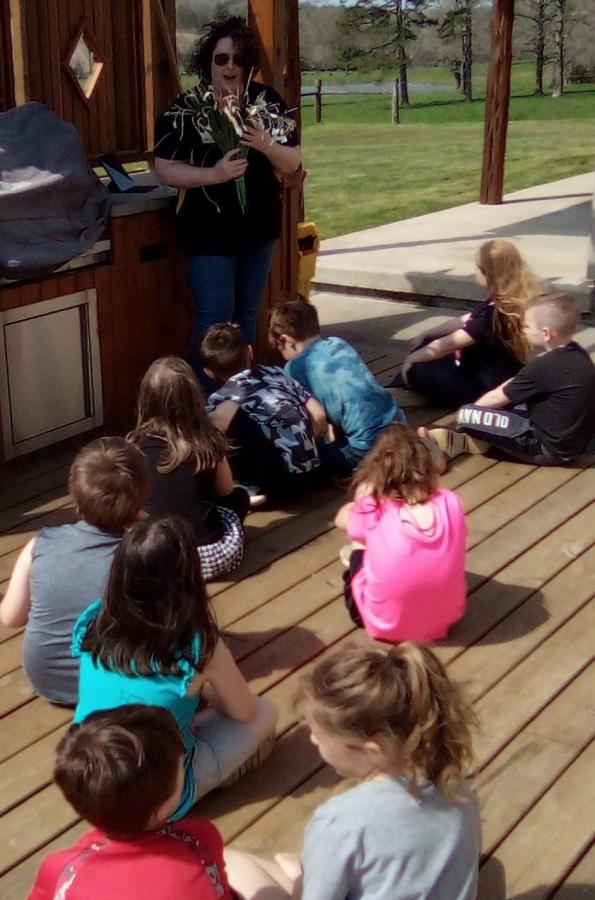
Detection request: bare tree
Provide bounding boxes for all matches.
[551,0,567,95]
[439,1,476,101]
[516,0,555,95]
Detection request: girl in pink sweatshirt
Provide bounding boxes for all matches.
[335,424,467,643]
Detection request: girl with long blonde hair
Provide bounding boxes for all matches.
[393,239,545,408]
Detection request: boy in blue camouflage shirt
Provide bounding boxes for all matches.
[269,299,405,477]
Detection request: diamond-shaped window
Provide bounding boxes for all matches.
[64,25,104,102]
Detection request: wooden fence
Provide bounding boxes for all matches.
[301,78,401,124]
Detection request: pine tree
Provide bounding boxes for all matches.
[337,0,437,107]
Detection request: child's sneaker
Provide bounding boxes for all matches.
[426,428,489,461]
[236,483,268,508]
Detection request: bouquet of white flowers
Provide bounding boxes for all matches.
[158,73,296,215]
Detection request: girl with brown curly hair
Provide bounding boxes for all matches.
[335,424,467,643]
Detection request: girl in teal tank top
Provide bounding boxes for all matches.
[72,516,275,820]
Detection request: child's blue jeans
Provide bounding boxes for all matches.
[187,240,276,377]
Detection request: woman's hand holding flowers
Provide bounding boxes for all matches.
[240,122,273,155]
[210,148,249,184]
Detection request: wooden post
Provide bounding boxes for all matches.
[391,77,400,124]
[480,0,514,205]
[248,0,302,360]
[315,78,322,123]
[8,0,27,105]
[141,0,155,150]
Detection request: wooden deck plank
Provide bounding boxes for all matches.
[0,624,22,645]
[466,466,580,553]
[441,503,595,663]
[0,636,22,678]
[0,700,71,765]
[476,663,595,856]
[0,447,73,507]
[0,724,69,818]
[550,842,595,898]
[456,460,534,514]
[0,504,77,583]
[477,741,595,900]
[0,783,77,876]
[225,560,344,663]
[0,666,35,717]
[0,487,72,537]
[447,543,595,698]
[474,601,595,767]
[465,470,592,591]
[0,822,87,900]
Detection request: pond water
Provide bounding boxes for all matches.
[301,82,452,95]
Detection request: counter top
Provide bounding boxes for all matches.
[106,171,177,217]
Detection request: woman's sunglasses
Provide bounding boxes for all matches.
[213,52,245,67]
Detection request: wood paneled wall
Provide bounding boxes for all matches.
[5,0,179,162]
[0,1,14,111]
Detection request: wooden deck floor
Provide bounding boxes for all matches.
[1,296,594,899]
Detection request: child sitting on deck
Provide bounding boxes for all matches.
[269,298,404,478]
[335,424,467,643]
[128,356,250,581]
[394,239,545,408]
[0,437,148,706]
[202,322,327,503]
[72,515,277,812]
[28,705,297,900]
[245,642,480,899]
[425,293,595,467]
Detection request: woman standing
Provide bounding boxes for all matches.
[153,17,301,377]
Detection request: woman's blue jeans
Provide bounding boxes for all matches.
[187,240,276,377]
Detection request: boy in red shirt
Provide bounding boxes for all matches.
[28,706,293,900]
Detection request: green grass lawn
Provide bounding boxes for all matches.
[179,62,594,239]
[300,62,595,238]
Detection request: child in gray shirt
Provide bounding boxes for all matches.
[262,642,480,900]
[0,437,148,705]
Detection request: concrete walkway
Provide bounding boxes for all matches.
[314,173,595,312]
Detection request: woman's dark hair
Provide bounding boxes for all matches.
[82,516,218,676]
[188,16,261,82]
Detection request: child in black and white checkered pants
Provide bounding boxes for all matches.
[128,356,249,581]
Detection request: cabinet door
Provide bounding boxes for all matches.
[0,290,103,459]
